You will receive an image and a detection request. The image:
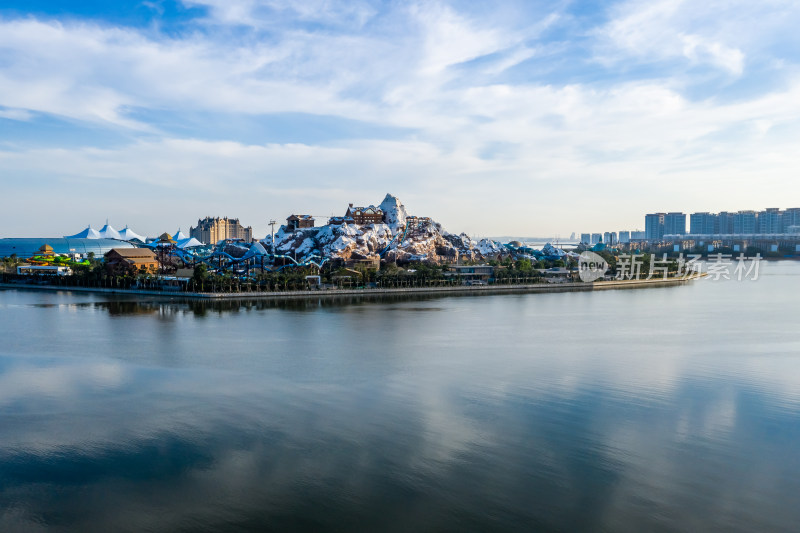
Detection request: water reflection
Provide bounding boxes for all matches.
[33,294,455,318]
[1,264,800,531]
[2,354,799,532]
[1,288,550,318]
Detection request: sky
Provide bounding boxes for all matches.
[1,0,800,239]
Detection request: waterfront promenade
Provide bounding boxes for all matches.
[0,276,694,300]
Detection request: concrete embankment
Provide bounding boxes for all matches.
[0,277,694,300]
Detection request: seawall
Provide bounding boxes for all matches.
[0,277,695,300]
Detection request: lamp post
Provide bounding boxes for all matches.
[269,220,276,250]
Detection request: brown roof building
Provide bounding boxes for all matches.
[345,204,384,225]
[104,248,158,273]
[37,244,55,256]
[287,215,315,231]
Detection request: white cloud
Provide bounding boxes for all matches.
[2,1,800,235]
[681,34,744,76]
[0,107,32,121]
[0,18,384,128]
[411,3,513,75]
[4,67,800,238]
[596,0,753,76]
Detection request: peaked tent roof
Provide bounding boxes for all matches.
[118,226,146,242]
[98,224,122,240]
[173,229,188,240]
[64,226,101,239]
[176,237,204,248]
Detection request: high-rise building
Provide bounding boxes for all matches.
[603,232,616,245]
[733,211,757,234]
[717,211,733,234]
[690,212,717,234]
[645,213,665,240]
[783,208,800,231]
[664,212,686,235]
[661,208,800,236]
[618,231,630,243]
[190,217,253,244]
[580,233,591,244]
[631,230,646,240]
[591,233,602,245]
[758,208,781,233]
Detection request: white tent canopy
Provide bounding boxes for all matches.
[118,226,146,242]
[65,223,148,242]
[98,224,121,240]
[174,229,188,241]
[64,226,101,239]
[177,237,204,248]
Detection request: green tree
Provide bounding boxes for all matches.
[516,258,532,272]
[192,263,209,284]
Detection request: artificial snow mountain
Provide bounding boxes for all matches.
[262,194,506,264]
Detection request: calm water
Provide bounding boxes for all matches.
[1,263,800,532]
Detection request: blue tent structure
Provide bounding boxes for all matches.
[0,238,124,259]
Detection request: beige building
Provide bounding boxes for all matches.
[190,217,253,244]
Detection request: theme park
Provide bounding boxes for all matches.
[0,194,684,295]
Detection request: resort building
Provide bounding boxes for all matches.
[345,204,384,225]
[326,215,352,225]
[189,217,253,244]
[286,215,315,231]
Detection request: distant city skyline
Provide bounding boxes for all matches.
[577,206,800,245]
[2,1,800,238]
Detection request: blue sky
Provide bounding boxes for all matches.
[2,0,800,238]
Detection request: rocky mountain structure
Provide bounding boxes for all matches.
[263,194,505,265]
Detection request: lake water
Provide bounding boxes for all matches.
[1,262,800,532]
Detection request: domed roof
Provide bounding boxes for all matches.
[157,232,176,244]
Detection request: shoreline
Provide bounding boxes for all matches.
[0,276,694,300]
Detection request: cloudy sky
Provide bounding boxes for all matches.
[1,0,799,238]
